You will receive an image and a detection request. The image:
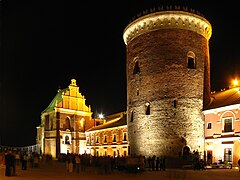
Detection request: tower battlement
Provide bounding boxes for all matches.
[124,10,212,45]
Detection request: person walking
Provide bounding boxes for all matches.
[21,154,28,170]
[4,151,12,176]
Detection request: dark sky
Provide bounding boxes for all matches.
[0,0,239,146]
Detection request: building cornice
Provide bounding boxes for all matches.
[55,107,93,116]
[123,11,212,45]
[203,104,240,115]
[85,125,127,134]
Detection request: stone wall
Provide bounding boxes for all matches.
[125,11,211,160]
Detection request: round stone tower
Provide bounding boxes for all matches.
[123,7,212,161]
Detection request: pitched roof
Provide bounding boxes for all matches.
[42,88,68,113]
[206,88,240,110]
[86,112,127,132]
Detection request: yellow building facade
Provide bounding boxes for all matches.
[37,79,98,158]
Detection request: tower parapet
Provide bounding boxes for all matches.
[124,10,212,45]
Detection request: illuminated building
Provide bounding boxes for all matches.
[36,79,103,158]
[35,5,240,168]
[123,6,212,165]
[85,112,128,157]
[204,87,240,167]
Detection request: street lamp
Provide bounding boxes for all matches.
[98,113,104,119]
[232,79,239,87]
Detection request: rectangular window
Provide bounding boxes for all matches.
[91,136,94,145]
[207,122,212,129]
[104,135,107,143]
[224,148,232,162]
[113,134,116,142]
[224,118,232,132]
[123,132,127,141]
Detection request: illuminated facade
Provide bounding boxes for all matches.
[37,79,100,158]
[204,87,240,167]
[85,112,128,157]
[35,6,240,168]
[123,7,212,163]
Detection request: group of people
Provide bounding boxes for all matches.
[146,155,166,171]
[2,150,41,177]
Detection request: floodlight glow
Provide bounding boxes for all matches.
[232,79,239,87]
[99,113,104,119]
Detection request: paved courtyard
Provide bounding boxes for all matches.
[1,160,240,180]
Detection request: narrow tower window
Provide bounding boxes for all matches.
[173,100,177,108]
[133,60,140,74]
[137,88,139,96]
[145,102,150,115]
[130,111,134,122]
[187,51,196,69]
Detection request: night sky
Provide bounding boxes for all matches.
[0,0,239,146]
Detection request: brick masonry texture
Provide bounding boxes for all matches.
[126,22,210,159]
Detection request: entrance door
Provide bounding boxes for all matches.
[207,150,212,165]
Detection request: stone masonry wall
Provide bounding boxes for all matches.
[126,26,210,159]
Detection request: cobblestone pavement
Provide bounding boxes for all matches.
[1,160,240,180]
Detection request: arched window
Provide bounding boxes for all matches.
[145,102,150,115]
[65,135,70,144]
[113,134,116,142]
[183,146,190,156]
[65,117,71,130]
[137,88,139,96]
[187,51,196,69]
[133,59,140,74]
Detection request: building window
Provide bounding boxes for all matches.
[123,132,127,141]
[187,51,196,69]
[173,100,177,108]
[65,135,70,144]
[130,111,134,122]
[207,122,212,129]
[133,60,140,74]
[224,148,232,162]
[113,134,116,142]
[137,88,139,96]
[104,135,107,143]
[96,136,99,144]
[145,102,150,115]
[65,117,71,130]
[223,118,233,132]
[87,137,90,144]
[91,136,94,145]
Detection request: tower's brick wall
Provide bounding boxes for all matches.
[124,11,211,160]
